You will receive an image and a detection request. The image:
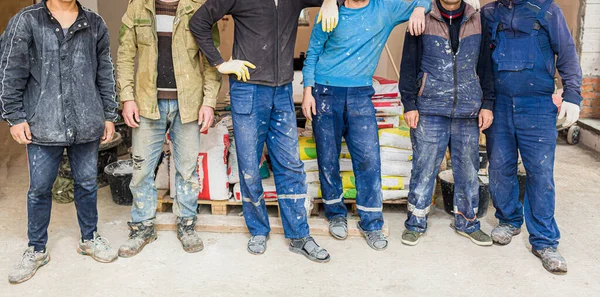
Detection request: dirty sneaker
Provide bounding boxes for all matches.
[491,223,521,245]
[401,230,422,246]
[533,247,568,274]
[289,236,330,263]
[456,229,493,246]
[118,221,157,258]
[78,232,118,263]
[357,222,388,251]
[177,217,203,253]
[247,235,268,255]
[8,247,50,284]
[329,216,348,240]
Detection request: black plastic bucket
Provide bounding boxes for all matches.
[98,132,122,187]
[104,160,134,205]
[439,170,490,218]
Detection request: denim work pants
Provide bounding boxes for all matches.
[27,141,100,251]
[229,78,309,239]
[405,115,481,233]
[311,84,384,231]
[130,100,201,222]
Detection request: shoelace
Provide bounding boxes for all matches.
[18,251,38,268]
[182,224,195,236]
[367,231,386,243]
[93,236,111,251]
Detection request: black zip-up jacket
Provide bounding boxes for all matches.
[190,0,343,87]
[0,1,118,146]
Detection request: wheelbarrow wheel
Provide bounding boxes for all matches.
[567,126,580,145]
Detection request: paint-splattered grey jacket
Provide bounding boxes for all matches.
[0,1,118,146]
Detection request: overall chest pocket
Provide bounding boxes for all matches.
[492,35,536,72]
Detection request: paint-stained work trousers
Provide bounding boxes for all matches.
[485,4,561,250]
[27,141,100,251]
[229,78,310,239]
[130,100,201,223]
[312,84,384,231]
[405,115,481,234]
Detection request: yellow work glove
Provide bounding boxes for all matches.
[317,0,339,33]
[217,58,257,82]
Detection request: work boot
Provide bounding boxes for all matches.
[247,235,268,255]
[329,216,348,240]
[118,221,157,258]
[78,232,118,263]
[401,230,422,246]
[491,223,521,245]
[456,229,493,246]
[177,217,204,253]
[533,247,568,274]
[8,247,50,284]
[357,222,388,251]
[289,236,330,263]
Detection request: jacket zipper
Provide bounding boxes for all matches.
[450,12,475,118]
[451,55,458,117]
[274,2,279,85]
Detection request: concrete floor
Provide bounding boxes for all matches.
[1,124,599,297]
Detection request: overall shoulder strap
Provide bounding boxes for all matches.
[532,0,554,31]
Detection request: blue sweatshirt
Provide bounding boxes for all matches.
[303,0,431,88]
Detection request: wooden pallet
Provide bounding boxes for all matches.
[310,198,407,216]
[157,190,407,216]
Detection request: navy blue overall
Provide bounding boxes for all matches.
[485,0,560,250]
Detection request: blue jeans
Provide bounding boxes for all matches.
[130,100,201,222]
[405,115,481,233]
[229,78,309,239]
[312,84,384,231]
[27,141,100,251]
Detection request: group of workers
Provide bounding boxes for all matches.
[0,0,582,285]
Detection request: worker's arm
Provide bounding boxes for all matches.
[302,18,330,89]
[478,15,495,111]
[546,5,582,106]
[0,11,32,127]
[399,30,423,114]
[115,4,137,103]
[96,20,119,122]
[390,0,431,25]
[189,0,237,67]
[201,24,223,109]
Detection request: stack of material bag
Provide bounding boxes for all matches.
[302,76,413,201]
[373,76,412,200]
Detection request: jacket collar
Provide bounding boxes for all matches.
[145,0,201,14]
[42,0,89,29]
[498,0,528,7]
[430,0,477,24]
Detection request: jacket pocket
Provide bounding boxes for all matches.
[417,73,428,97]
[184,17,200,66]
[229,80,254,115]
[134,20,153,46]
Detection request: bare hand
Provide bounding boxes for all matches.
[479,109,494,131]
[198,106,215,133]
[302,88,317,121]
[122,101,140,128]
[404,110,419,129]
[101,121,115,144]
[408,7,426,36]
[10,122,32,145]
